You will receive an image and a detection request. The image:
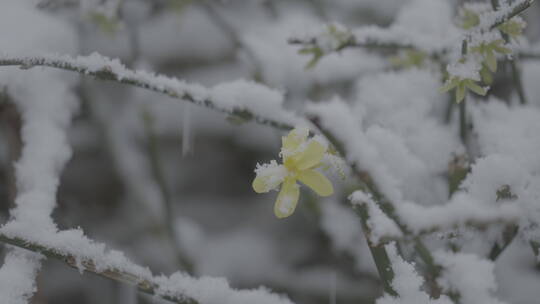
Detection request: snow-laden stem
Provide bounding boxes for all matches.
[490,0,528,105]
[287,36,421,55]
[0,54,295,130]
[352,203,397,296]
[0,233,198,304]
[289,0,535,57]
[488,224,518,261]
[459,40,468,147]
[459,99,467,144]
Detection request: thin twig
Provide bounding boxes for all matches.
[459,99,467,144]
[352,204,397,296]
[488,225,518,261]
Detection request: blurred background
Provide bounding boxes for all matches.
[0,0,539,303]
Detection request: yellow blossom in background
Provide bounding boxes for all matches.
[469,39,511,73]
[498,18,526,40]
[461,9,479,30]
[389,50,427,69]
[252,127,334,218]
[439,76,487,103]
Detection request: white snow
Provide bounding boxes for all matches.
[254,161,288,192]
[210,79,298,126]
[0,250,43,304]
[376,243,452,304]
[0,2,79,302]
[349,191,402,244]
[435,251,507,304]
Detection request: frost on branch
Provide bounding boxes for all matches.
[376,243,452,304]
[0,53,300,129]
[0,225,297,304]
[349,191,402,245]
[291,0,460,55]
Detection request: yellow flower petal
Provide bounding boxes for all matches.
[274,178,300,218]
[252,176,270,193]
[294,140,326,170]
[298,169,334,197]
[252,162,287,193]
[282,127,308,152]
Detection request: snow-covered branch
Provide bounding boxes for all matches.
[0,232,198,304]
[288,27,442,56]
[0,53,298,130]
[308,99,523,240]
[289,0,535,57]
[0,227,294,304]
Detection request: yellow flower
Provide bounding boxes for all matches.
[252,127,334,218]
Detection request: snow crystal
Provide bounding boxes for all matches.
[210,79,298,125]
[295,0,461,54]
[472,101,540,174]
[0,53,300,129]
[468,31,503,48]
[254,161,288,192]
[446,59,482,80]
[435,251,508,304]
[376,243,452,304]
[477,0,533,30]
[0,250,43,304]
[349,191,402,244]
[397,192,522,235]
[353,69,458,205]
[307,98,404,205]
[461,154,529,205]
[154,272,294,304]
